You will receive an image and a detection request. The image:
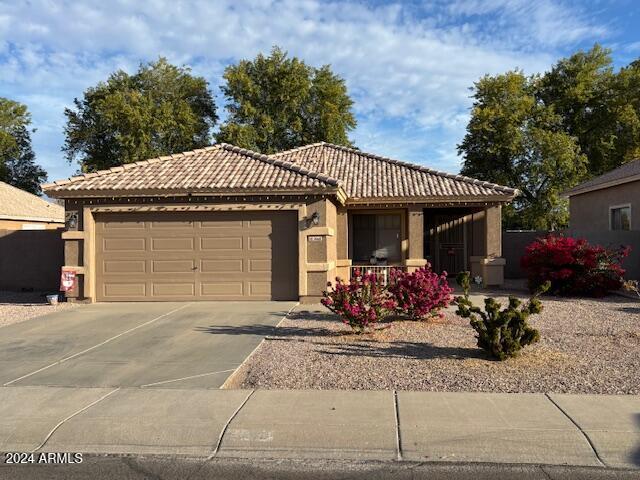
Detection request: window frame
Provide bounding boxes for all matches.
[609,203,632,231]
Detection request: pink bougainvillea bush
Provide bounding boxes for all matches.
[321,269,397,333]
[521,234,630,297]
[388,265,453,320]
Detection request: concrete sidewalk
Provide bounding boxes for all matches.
[0,386,638,470]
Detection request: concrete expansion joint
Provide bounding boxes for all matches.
[393,389,403,461]
[3,303,191,386]
[544,393,606,467]
[31,387,120,453]
[209,389,256,459]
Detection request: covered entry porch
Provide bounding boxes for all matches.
[335,202,505,286]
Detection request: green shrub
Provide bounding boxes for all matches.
[454,271,549,360]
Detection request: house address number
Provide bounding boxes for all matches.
[308,236,324,242]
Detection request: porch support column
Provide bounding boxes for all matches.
[335,207,351,280]
[470,204,505,286]
[405,206,427,272]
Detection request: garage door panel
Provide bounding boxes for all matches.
[152,260,196,273]
[103,283,146,297]
[103,260,146,274]
[248,236,271,250]
[103,238,146,252]
[95,211,298,301]
[152,283,195,297]
[248,282,270,296]
[200,282,244,296]
[200,237,243,250]
[151,237,195,251]
[248,259,271,272]
[200,219,244,228]
[200,259,244,273]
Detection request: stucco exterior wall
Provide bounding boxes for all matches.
[569,180,640,231]
[61,195,340,303]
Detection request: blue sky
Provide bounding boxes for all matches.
[1,0,639,183]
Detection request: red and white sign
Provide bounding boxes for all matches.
[60,270,77,292]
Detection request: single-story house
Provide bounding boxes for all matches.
[0,181,64,291]
[0,181,64,230]
[43,143,517,303]
[564,159,639,231]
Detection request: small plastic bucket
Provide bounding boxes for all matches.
[46,294,59,306]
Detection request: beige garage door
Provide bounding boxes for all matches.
[95,211,298,302]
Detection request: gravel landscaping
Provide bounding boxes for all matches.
[0,291,78,328]
[226,292,640,394]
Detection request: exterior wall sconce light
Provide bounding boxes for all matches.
[65,211,78,230]
[311,211,320,226]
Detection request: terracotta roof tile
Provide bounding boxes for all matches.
[272,142,517,199]
[43,142,517,202]
[43,144,341,196]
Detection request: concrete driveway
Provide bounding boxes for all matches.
[0,301,296,389]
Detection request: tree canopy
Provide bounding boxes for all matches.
[63,58,217,172]
[458,45,640,230]
[216,46,356,153]
[0,98,47,194]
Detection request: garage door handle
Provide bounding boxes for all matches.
[192,266,198,271]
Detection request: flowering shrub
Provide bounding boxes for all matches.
[321,269,396,333]
[521,235,630,297]
[388,265,453,320]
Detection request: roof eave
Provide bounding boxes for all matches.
[562,173,640,198]
[44,186,341,200]
[345,193,517,205]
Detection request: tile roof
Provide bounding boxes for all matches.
[0,181,64,222]
[43,142,517,202]
[43,144,340,196]
[564,159,640,196]
[272,143,517,200]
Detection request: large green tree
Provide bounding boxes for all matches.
[538,45,640,176]
[64,58,217,172]
[217,46,356,153]
[459,45,640,229]
[458,72,586,230]
[0,98,47,194]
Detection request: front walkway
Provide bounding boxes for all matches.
[1,386,638,469]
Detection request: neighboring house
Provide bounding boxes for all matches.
[0,181,65,291]
[564,159,640,232]
[0,181,64,230]
[43,143,517,303]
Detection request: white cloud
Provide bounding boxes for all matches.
[0,0,609,181]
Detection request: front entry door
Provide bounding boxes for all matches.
[435,215,466,275]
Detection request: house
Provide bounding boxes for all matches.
[564,159,640,232]
[42,143,517,303]
[0,181,64,230]
[0,181,65,291]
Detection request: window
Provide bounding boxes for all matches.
[610,205,631,231]
[352,214,401,263]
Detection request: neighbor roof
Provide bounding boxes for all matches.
[273,142,517,201]
[0,181,64,223]
[43,144,341,198]
[564,159,640,197]
[43,142,517,203]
